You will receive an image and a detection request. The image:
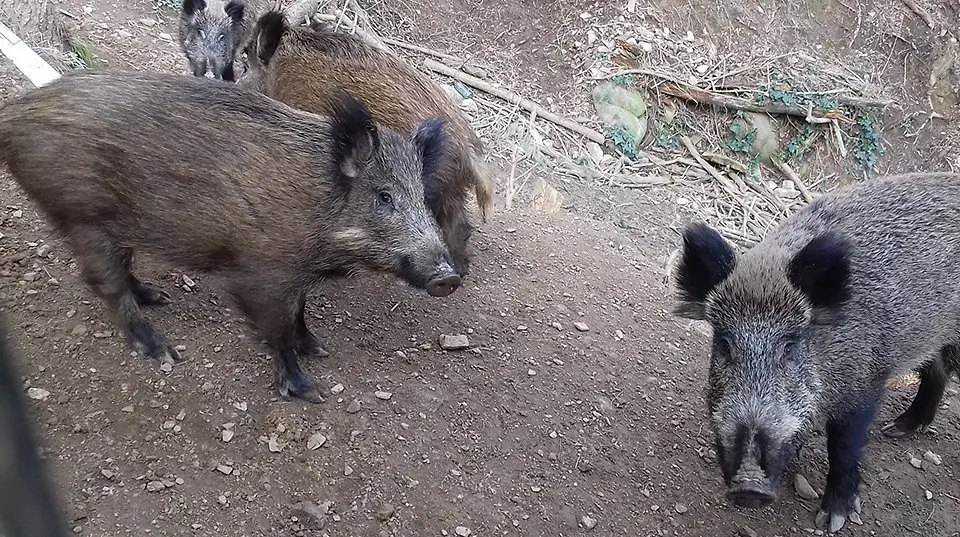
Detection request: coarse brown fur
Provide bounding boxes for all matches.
[0,69,458,403]
[236,11,495,276]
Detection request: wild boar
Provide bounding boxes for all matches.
[0,69,459,403]
[236,11,494,276]
[671,172,960,532]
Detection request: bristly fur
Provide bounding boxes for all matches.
[672,171,960,528]
[673,222,736,319]
[182,0,206,16]
[235,13,494,276]
[326,91,378,192]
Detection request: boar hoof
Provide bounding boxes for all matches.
[279,377,325,404]
[426,274,462,297]
[815,495,863,534]
[132,282,172,307]
[880,418,936,438]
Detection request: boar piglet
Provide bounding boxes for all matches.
[237,10,494,277]
[0,69,459,403]
[179,0,246,80]
[671,172,960,533]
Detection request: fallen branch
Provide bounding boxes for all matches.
[899,0,934,28]
[663,82,854,123]
[774,160,814,203]
[314,12,388,51]
[422,58,606,145]
[680,136,741,194]
[380,37,464,65]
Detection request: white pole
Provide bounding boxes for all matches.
[0,21,60,88]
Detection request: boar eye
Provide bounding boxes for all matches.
[218,33,226,42]
[378,191,394,207]
[781,339,798,363]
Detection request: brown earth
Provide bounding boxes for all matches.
[1,0,959,536]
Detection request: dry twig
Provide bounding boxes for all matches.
[899,0,935,28]
[664,83,854,123]
[422,59,606,145]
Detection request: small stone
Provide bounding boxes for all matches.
[215,464,233,475]
[527,369,536,376]
[159,32,172,40]
[923,450,942,465]
[36,244,51,257]
[145,480,165,492]
[71,324,88,336]
[330,383,345,394]
[376,503,395,521]
[116,30,133,38]
[159,362,173,373]
[581,515,597,530]
[233,402,247,411]
[217,495,227,505]
[455,527,471,537]
[26,387,50,400]
[374,391,392,400]
[344,464,353,476]
[574,322,589,332]
[201,382,214,391]
[909,455,923,469]
[121,405,134,413]
[346,399,361,413]
[182,275,196,287]
[222,430,235,443]
[925,489,934,500]
[439,334,470,350]
[291,501,327,530]
[530,485,541,492]
[307,433,327,450]
[268,434,283,453]
[73,526,82,534]
[66,309,76,318]
[140,18,156,26]
[674,503,688,514]
[794,473,819,500]
[739,525,758,537]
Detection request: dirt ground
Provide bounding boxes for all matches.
[1,0,959,536]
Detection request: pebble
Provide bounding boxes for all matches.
[574,322,590,332]
[739,525,758,537]
[140,18,156,26]
[26,387,50,401]
[159,32,172,40]
[268,434,283,453]
[909,455,923,469]
[581,515,597,530]
[121,405,134,413]
[374,391,392,400]
[182,275,196,287]
[925,489,934,500]
[222,430,235,443]
[71,324,88,336]
[376,503,395,521]
[145,480,165,492]
[215,464,233,475]
[344,464,353,476]
[455,527,471,537]
[330,383,345,394]
[794,473,819,500]
[73,526,81,534]
[439,334,470,350]
[291,501,327,530]
[527,369,536,376]
[307,433,327,450]
[674,503,688,514]
[159,362,173,373]
[36,244,51,257]
[923,450,942,465]
[346,399,361,413]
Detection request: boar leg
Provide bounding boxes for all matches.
[438,209,474,277]
[220,63,236,82]
[294,291,328,358]
[229,283,324,404]
[881,347,954,438]
[119,249,172,307]
[68,227,181,365]
[815,395,878,533]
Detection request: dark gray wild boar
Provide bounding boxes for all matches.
[671,171,960,533]
[178,0,317,81]
[0,69,460,403]
[236,11,494,277]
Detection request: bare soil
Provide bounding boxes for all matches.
[1,0,959,536]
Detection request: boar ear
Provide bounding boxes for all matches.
[225,0,245,24]
[673,223,737,319]
[329,91,379,191]
[788,232,851,309]
[412,117,445,212]
[182,0,206,17]
[255,11,286,65]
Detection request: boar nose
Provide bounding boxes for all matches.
[426,261,461,297]
[726,481,776,509]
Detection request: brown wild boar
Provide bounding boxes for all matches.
[236,11,494,276]
[0,69,459,403]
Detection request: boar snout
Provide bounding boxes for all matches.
[426,263,461,297]
[727,461,776,509]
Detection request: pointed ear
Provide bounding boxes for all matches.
[673,223,737,319]
[225,0,245,24]
[254,11,285,65]
[328,91,379,193]
[788,233,851,309]
[412,117,446,211]
[182,0,206,17]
